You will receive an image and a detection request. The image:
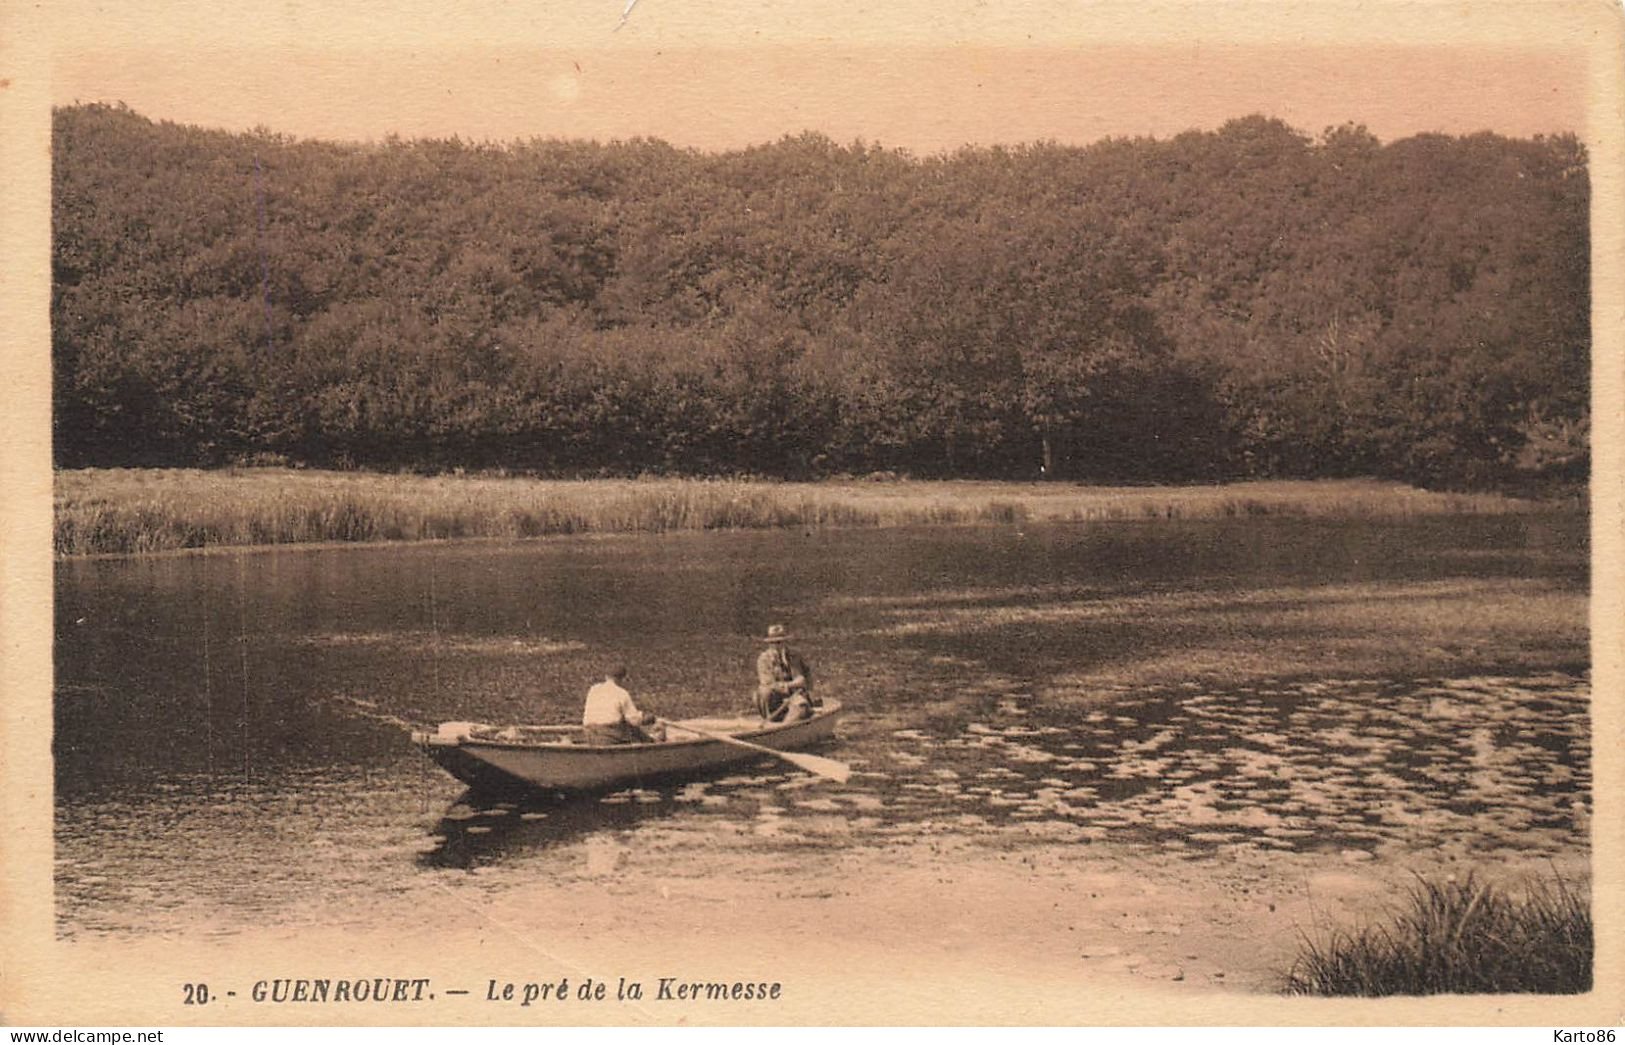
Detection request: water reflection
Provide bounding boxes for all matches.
[424,788,688,869]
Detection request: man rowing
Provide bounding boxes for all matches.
[582,664,666,744]
[755,623,818,722]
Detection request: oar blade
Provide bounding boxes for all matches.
[659,718,851,783]
[782,750,851,783]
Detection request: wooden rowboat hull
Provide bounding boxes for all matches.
[412,701,842,794]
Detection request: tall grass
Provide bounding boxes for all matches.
[53,470,1549,557]
[1285,873,1592,995]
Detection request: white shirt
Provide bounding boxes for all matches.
[582,678,643,727]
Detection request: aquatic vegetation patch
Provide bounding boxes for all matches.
[873,675,1589,857]
[299,631,586,656]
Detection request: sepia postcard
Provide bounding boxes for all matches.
[2,0,1622,1028]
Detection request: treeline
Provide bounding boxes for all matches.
[52,104,1589,487]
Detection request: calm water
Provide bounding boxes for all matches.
[54,516,1589,938]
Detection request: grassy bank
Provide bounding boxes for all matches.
[54,469,1552,557]
[1285,873,1592,995]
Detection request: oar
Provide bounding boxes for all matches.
[659,719,851,783]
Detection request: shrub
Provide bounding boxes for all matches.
[1285,872,1591,995]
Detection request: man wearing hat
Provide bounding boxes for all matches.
[755,624,817,722]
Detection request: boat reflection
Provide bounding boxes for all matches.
[419,786,688,869]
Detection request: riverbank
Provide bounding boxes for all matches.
[54,469,1555,556]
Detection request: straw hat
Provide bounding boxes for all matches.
[763,623,790,643]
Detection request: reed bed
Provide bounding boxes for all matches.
[54,470,1548,557]
[1285,873,1592,996]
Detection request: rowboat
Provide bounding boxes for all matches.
[412,700,843,794]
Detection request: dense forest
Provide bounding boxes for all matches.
[52,103,1589,487]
